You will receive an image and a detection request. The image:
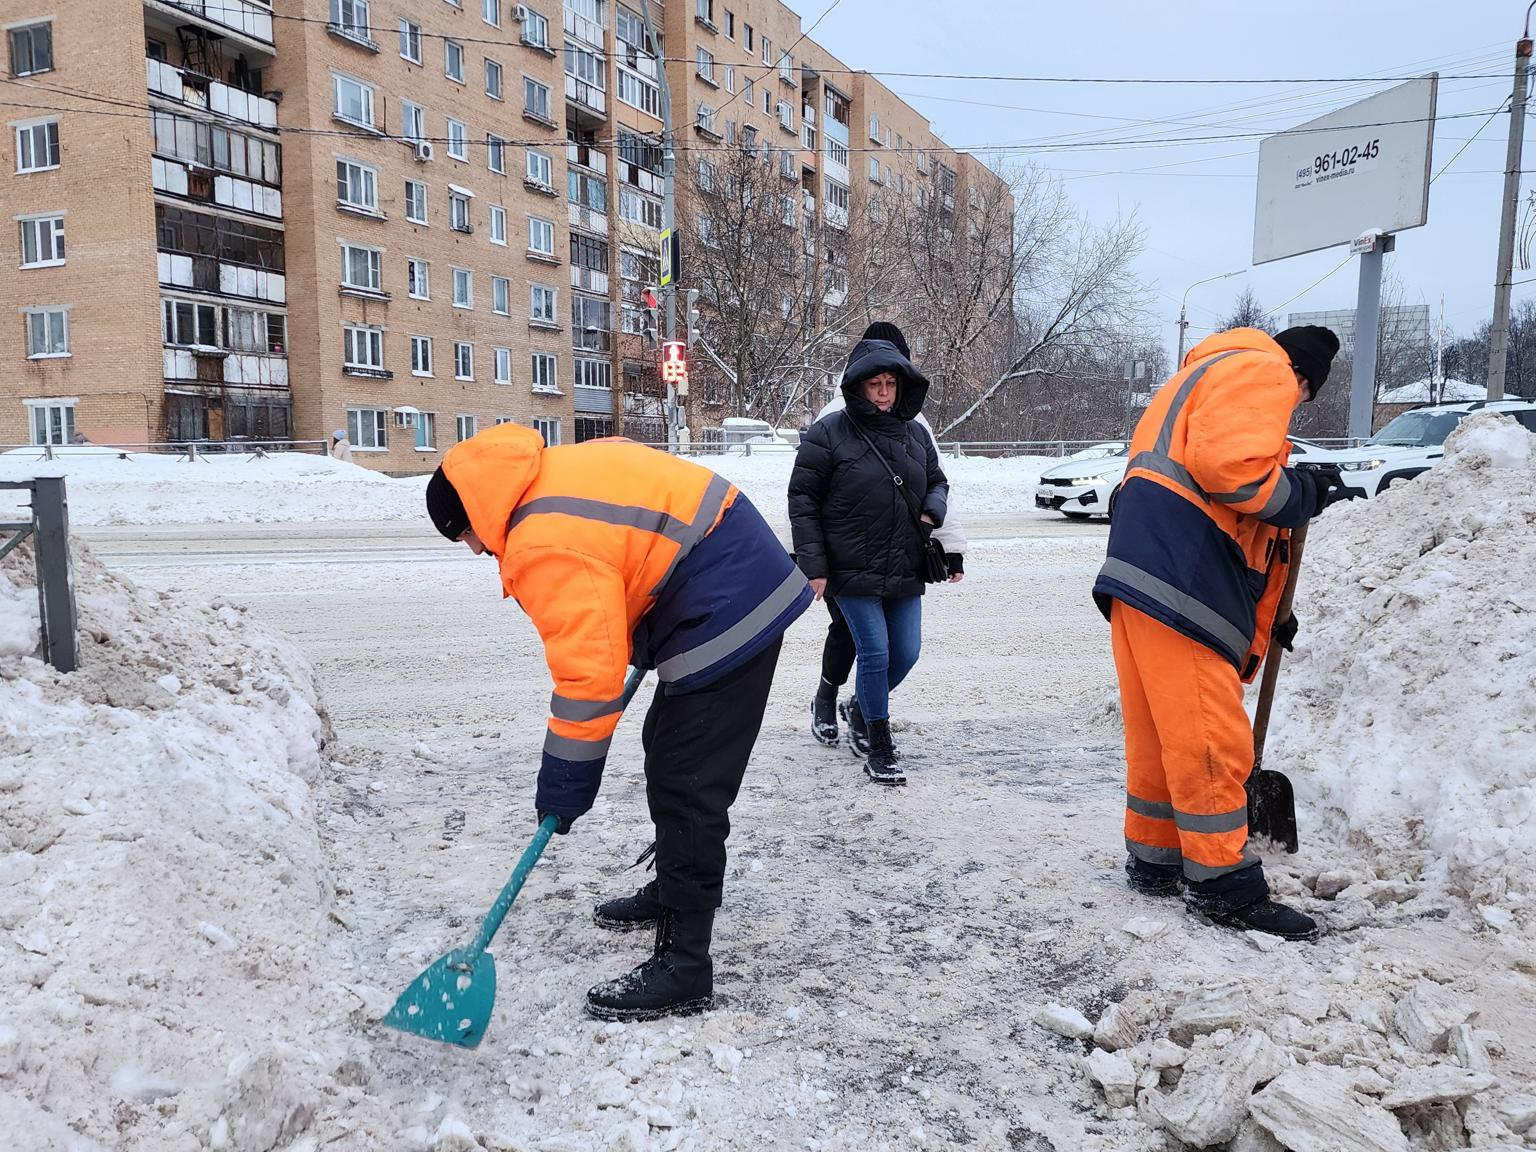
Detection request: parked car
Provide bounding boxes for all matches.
[1034,437,1343,521]
[1332,399,1536,498]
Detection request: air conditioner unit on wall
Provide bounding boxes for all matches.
[514,4,530,20]
[413,140,434,163]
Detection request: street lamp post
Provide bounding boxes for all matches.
[1177,270,1246,366]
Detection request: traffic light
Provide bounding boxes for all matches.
[660,340,689,396]
[685,288,701,347]
[641,285,660,347]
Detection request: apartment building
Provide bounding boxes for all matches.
[2,0,1006,465]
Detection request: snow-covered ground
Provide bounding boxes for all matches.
[5,420,1536,1151]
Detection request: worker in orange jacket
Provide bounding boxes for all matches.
[1093,325,1346,940]
[425,425,811,1019]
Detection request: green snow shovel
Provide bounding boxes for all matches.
[383,666,648,1048]
[1248,524,1306,854]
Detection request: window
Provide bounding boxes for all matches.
[24,308,68,357]
[407,258,430,299]
[869,156,881,182]
[446,119,468,161]
[528,215,555,255]
[696,47,714,84]
[226,308,286,354]
[573,356,611,389]
[347,407,387,450]
[452,268,473,308]
[402,100,426,143]
[487,133,507,173]
[697,103,716,135]
[336,159,379,212]
[340,243,383,291]
[457,414,478,442]
[778,100,794,132]
[14,119,59,172]
[570,231,608,273]
[531,283,557,324]
[571,294,610,351]
[743,22,753,50]
[330,0,372,40]
[482,0,501,26]
[332,75,374,128]
[492,275,511,314]
[450,189,472,231]
[533,417,561,445]
[343,325,384,371]
[9,22,53,76]
[568,168,607,213]
[399,18,422,62]
[494,346,512,384]
[19,215,65,267]
[532,352,558,392]
[405,179,428,223]
[455,341,474,380]
[696,0,713,23]
[616,69,660,117]
[761,35,771,66]
[724,10,735,38]
[520,7,550,48]
[26,399,75,446]
[869,114,880,142]
[445,40,465,82]
[618,188,662,229]
[485,58,504,100]
[526,148,553,187]
[524,77,551,121]
[489,204,507,245]
[162,298,219,346]
[742,77,753,107]
[411,334,434,375]
[779,52,793,83]
[415,412,436,451]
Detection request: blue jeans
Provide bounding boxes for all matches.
[834,594,922,723]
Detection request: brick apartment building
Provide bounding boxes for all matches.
[1,0,1009,471]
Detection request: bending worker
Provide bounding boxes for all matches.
[1093,325,1346,941]
[425,424,811,1020]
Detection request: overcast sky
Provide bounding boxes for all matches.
[801,0,1523,362]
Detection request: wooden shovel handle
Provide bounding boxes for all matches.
[1251,521,1308,772]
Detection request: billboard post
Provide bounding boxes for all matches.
[1349,231,1394,440]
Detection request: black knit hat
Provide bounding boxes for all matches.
[860,321,911,360]
[1273,326,1341,401]
[425,466,471,541]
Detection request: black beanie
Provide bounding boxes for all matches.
[860,321,911,360]
[1273,326,1341,401]
[425,466,471,541]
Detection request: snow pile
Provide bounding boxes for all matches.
[1270,413,1536,914]
[0,537,354,1149]
[0,446,426,526]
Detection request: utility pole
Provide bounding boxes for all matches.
[637,0,679,447]
[1176,269,1245,366]
[1487,10,1534,401]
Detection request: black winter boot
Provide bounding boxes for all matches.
[812,678,840,747]
[593,878,663,932]
[839,698,870,756]
[1196,896,1319,942]
[864,718,905,786]
[585,908,715,1021]
[1126,855,1184,898]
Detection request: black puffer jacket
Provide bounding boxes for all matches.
[788,339,949,599]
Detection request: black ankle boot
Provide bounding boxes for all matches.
[1195,895,1319,942]
[1126,855,1184,898]
[593,878,663,932]
[812,679,839,746]
[840,698,870,756]
[585,908,715,1021]
[864,718,905,785]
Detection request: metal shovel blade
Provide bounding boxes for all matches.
[382,946,498,1048]
[1247,768,1299,854]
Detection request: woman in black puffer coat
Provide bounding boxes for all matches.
[788,338,949,784]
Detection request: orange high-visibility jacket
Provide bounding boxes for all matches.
[1093,329,1314,678]
[443,424,810,818]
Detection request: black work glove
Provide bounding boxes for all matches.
[945,551,964,577]
[1273,612,1299,653]
[1303,464,1349,517]
[537,811,574,835]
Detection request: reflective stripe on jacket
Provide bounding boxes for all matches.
[442,425,811,818]
[1092,329,1312,679]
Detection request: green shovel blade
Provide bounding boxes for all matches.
[382,947,498,1048]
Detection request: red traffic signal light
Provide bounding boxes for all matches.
[660,340,688,385]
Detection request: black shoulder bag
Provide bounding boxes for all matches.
[845,414,950,584]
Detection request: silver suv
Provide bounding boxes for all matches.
[1334,399,1536,498]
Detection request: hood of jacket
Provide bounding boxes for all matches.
[440,423,544,558]
[839,338,931,422]
[1182,327,1289,372]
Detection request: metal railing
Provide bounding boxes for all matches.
[613,436,1374,459]
[1,439,330,461]
[1,477,77,672]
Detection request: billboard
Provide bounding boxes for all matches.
[1252,76,1437,265]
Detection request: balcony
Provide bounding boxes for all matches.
[151,0,273,48]
[165,347,288,388]
[567,141,608,174]
[563,7,606,50]
[568,202,609,235]
[826,203,849,231]
[564,74,607,116]
[570,265,610,293]
[159,251,286,304]
[153,157,282,219]
[147,58,278,131]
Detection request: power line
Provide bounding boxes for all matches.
[1431,97,1511,182]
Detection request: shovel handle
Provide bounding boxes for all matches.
[1251,522,1308,773]
[465,666,649,959]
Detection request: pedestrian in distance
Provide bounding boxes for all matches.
[424,424,812,1020]
[788,335,951,785]
[804,322,967,757]
[1093,325,1349,941]
[330,428,353,463]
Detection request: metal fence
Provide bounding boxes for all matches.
[619,436,1370,459]
[0,477,77,673]
[0,439,331,462]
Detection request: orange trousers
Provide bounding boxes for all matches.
[1110,602,1258,882]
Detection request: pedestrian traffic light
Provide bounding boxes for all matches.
[660,340,689,395]
[685,289,701,347]
[641,285,660,347]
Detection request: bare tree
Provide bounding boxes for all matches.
[1217,287,1276,335]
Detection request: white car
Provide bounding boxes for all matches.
[1032,437,1342,520]
[1333,400,1536,498]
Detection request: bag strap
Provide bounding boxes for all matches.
[846,413,925,529]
